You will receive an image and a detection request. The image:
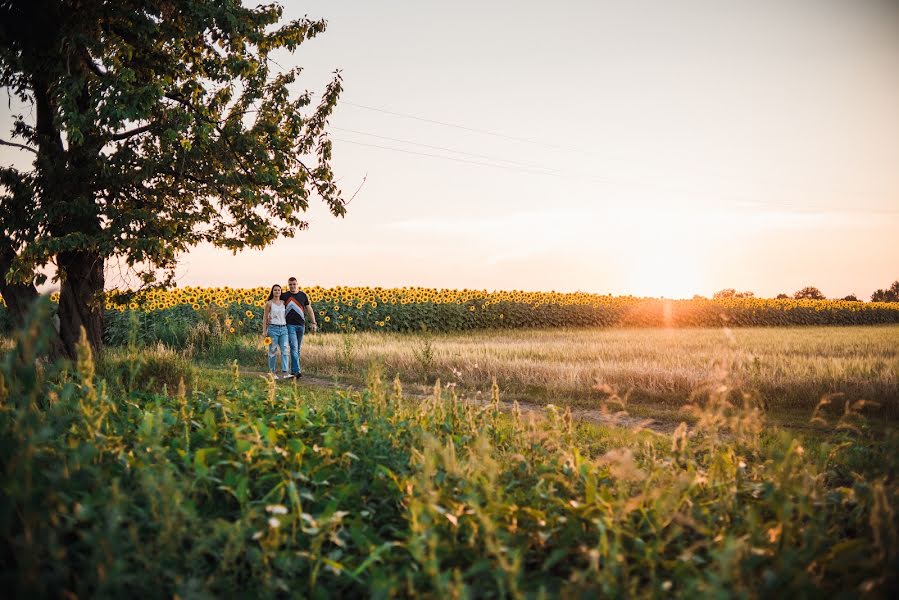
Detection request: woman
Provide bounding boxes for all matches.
[262,284,291,379]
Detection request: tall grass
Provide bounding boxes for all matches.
[97,342,196,395]
[285,326,899,416]
[1,303,897,597]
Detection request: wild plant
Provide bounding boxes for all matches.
[1,307,896,597]
[335,322,356,373]
[412,323,436,380]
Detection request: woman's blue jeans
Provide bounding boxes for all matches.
[267,324,289,374]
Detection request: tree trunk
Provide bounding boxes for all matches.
[0,247,39,322]
[0,247,66,357]
[57,250,104,359]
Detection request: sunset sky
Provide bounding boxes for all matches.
[3,0,898,299]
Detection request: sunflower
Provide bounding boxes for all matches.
[264,336,272,345]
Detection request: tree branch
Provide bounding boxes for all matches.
[80,49,108,78]
[0,138,37,154]
[110,123,154,141]
[0,245,39,321]
[163,92,343,215]
[345,173,367,206]
[164,91,262,185]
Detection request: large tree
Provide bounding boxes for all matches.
[0,0,345,357]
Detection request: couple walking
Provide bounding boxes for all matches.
[262,277,318,379]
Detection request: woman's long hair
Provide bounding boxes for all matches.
[266,284,282,302]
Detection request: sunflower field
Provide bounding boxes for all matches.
[3,286,899,343]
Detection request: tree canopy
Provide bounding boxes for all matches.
[0,0,345,356]
[712,288,754,300]
[793,286,825,300]
[871,281,899,303]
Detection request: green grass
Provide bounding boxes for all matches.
[2,309,898,598]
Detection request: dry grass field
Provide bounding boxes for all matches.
[294,325,899,420]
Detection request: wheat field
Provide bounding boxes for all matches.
[293,325,899,418]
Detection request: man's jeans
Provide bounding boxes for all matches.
[287,323,305,375]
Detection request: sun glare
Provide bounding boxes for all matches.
[626,251,705,298]
[607,208,708,299]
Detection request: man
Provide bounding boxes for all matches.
[282,277,318,378]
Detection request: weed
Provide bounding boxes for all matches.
[335,327,356,373]
[412,324,436,381]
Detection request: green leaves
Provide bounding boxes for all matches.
[1,0,346,340]
[193,446,219,476]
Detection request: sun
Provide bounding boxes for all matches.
[602,204,714,299]
[626,250,706,298]
[614,210,708,298]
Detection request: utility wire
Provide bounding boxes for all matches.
[335,134,899,215]
[258,67,897,216]
[332,126,559,172]
[332,138,567,178]
[339,101,899,216]
[341,100,571,151]
[333,123,620,184]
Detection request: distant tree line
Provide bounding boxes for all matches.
[870,281,899,303]
[712,289,755,299]
[712,280,899,303]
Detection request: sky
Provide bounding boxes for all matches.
[3,0,899,299]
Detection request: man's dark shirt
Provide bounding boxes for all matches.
[282,290,310,326]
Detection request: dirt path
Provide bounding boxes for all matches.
[238,369,674,434]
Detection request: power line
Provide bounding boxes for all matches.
[332,138,569,178]
[333,123,620,184]
[341,100,571,151]
[334,135,899,216]
[332,126,559,172]
[261,75,898,216]
[339,102,899,216]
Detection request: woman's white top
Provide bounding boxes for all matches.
[269,301,287,325]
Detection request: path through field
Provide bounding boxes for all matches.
[239,368,673,433]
